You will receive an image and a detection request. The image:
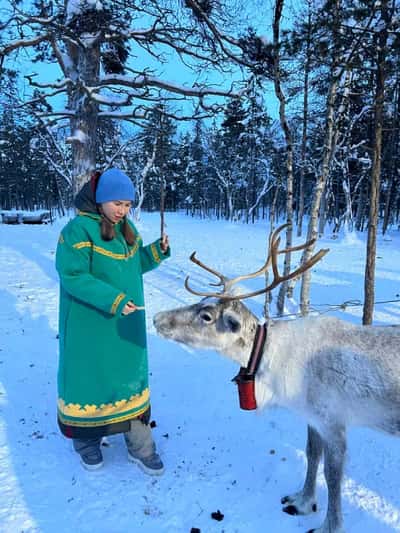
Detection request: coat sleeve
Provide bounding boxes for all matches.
[139,238,171,274]
[56,221,132,316]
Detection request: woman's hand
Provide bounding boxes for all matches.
[122,301,144,315]
[160,234,169,254]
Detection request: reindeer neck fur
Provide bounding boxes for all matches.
[254,315,363,411]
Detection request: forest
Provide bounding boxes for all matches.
[1,1,399,228]
[1,0,399,321]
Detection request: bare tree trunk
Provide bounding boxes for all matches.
[382,77,400,234]
[272,0,295,315]
[300,67,339,315]
[363,2,389,325]
[67,35,101,196]
[355,178,367,231]
[269,184,280,226]
[300,0,378,315]
[341,178,354,232]
[297,2,312,238]
[263,184,280,317]
[134,137,158,221]
[53,172,66,217]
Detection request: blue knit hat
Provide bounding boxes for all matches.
[95,168,136,203]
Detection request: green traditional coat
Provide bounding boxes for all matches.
[56,210,170,438]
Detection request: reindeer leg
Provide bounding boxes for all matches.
[281,425,322,516]
[308,425,346,533]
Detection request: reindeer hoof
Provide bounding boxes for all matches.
[282,504,299,515]
[281,495,318,516]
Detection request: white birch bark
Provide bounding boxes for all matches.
[272,0,295,316]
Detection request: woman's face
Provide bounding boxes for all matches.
[101,200,132,223]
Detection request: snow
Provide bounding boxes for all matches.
[1,212,400,533]
[66,0,104,22]
[66,130,88,144]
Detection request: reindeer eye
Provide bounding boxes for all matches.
[200,312,213,323]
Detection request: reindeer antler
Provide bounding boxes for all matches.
[184,223,329,301]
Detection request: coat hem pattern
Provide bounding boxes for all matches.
[57,388,150,427]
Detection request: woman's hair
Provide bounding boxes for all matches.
[91,170,102,192]
[93,170,136,246]
[100,215,136,245]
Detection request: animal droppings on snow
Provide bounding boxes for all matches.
[211,509,224,521]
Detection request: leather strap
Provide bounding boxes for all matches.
[246,322,267,376]
[232,322,268,383]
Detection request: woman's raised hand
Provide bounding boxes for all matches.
[160,234,169,253]
[122,301,144,315]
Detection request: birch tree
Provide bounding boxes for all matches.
[300,0,377,316]
[272,0,295,315]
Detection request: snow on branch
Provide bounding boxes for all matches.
[99,106,219,122]
[101,73,239,98]
[24,75,72,90]
[0,33,50,57]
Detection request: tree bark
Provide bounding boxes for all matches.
[300,0,345,316]
[382,76,400,234]
[67,35,100,196]
[297,3,312,238]
[272,0,295,315]
[363,2,389,325]
[300,72,339,315]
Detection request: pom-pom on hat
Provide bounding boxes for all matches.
[95,168,136,203]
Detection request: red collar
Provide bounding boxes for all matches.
[232,322,268,410]
[246,322,268,376]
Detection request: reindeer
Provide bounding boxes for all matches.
[153,225,400,533]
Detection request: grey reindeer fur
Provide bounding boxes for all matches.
[153,298,400,533]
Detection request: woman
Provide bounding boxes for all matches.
[56,168,170,473]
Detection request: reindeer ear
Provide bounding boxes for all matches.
[222,310,241,333]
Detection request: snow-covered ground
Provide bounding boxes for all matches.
[1,212,400,533]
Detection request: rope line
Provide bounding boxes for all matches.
[270,298,400,320]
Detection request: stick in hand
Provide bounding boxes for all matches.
[122,302,145,315]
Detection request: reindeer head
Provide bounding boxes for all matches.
[153,298,259,364]
[154,224,328,363]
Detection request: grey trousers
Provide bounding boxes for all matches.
[73,419,155,458]
[73,436,102,455]
[124,418,156,459]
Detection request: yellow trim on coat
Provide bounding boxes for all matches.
[111,292,126,314]
[73,241,92,250]
[58,388,150,422]
[58,402,150,427]
[71,240,139,260]
[78,210,101,221]
[151,242,161,263]
[94,242,139,260]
